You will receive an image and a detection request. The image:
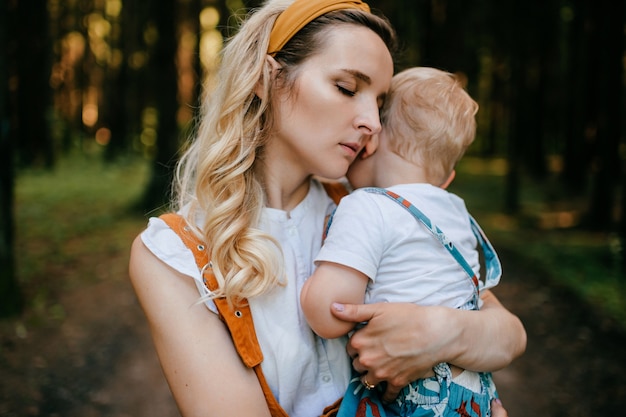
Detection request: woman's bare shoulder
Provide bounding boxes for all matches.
[128,235,271,415]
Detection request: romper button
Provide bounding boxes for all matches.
[322,375,331,383]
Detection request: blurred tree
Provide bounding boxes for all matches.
[101,0,151,161]
[49,1,73,152]
[584,1,624,231]
[418,1,470,72]
[1,0,23,317]
[76,0,98,149]
[49,0,87,153]
[484,1,521,213]
[561,0,595,194]
[192,0,230,116]
[188,0,203,119]
[14,0,53,168]
[139,0,181,212]
[561,0,597,194]
[102,0,131,160]
[504,1,556,212]
[517,0,557,181]
[369,0,424,69]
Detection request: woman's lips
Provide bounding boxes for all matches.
[340,142,359,157]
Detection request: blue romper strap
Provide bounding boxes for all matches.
[361,187,502,302]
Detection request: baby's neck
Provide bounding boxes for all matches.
[373,161,432,189]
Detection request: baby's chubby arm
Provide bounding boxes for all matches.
[300,261,369,339]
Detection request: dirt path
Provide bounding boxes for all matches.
[491,248,626,417]
[1,247,626,417]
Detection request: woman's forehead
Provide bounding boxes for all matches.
[306,25,393,83]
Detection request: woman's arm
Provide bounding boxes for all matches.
[301,262,369,339]
[129,236,271,417]
[331,289,526,402]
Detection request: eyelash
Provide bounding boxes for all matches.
[336,85,356,97]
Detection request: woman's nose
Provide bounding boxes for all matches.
[355,100,382,135]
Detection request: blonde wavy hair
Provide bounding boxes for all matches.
[381,67,479,186]
[173,0,396,305]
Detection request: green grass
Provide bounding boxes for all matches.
[14,153,151,323]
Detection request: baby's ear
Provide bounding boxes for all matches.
[440,170,456,189]
[254,55,282,100]
[361,134,380,159]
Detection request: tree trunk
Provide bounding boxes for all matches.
[504,51,521,214]
[0,0,23,317]
[502,2,524,214]
[522,0,556,180]
[371,0,425,69]
[140,0,181,212]
[561,0,593,192]
[103,3,130,161]
[585,1,624,231]
[15,0,53,168]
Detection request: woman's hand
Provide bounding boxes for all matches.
[331,291,526,402]
[491,398,509,417]
[332,302,454,401]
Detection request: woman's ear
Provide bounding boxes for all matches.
[254,54,282,100]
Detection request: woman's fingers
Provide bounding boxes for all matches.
[491,398,508,417]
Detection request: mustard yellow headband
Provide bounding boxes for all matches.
[268,0,371,55]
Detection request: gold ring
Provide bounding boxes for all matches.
[362,377,376,390]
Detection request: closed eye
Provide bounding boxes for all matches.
[336,84,356,97]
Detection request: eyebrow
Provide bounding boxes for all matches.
[340,68,387,103]
[341,68,371,84]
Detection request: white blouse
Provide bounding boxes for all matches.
[141,180,351,417]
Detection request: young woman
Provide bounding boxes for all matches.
[128,1,526,416]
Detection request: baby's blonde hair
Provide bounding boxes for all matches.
[381,67,479,185]
[173,0,396,304]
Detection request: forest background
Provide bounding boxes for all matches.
[0,0,625,415]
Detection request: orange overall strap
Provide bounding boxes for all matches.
[322,180,349,204]
[159,213,289,417]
